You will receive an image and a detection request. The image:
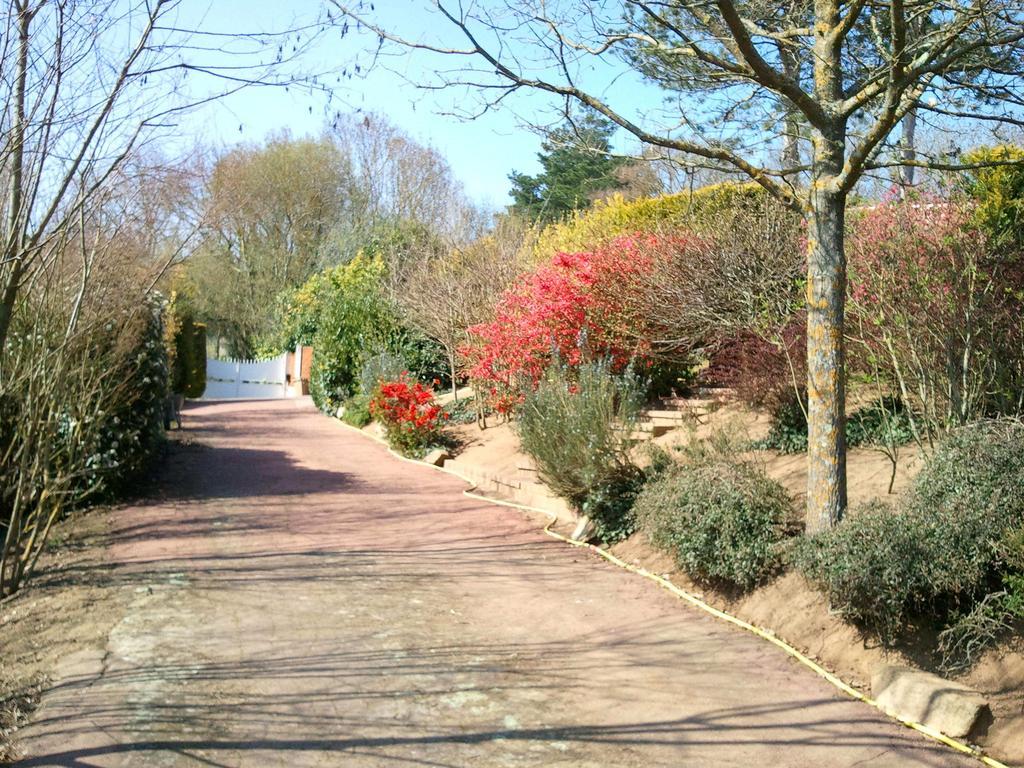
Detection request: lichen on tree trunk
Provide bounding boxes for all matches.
[805,182,848,533]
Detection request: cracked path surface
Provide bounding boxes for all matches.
[16,399,972,767]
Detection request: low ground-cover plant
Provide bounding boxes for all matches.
[442,395,481,425]
[369,376,448,456]
[756,395,914,454]
[516,359,646,543]
[635,459,792,589]
[793,419,1024,646]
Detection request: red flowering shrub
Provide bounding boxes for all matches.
[462,236,659,411]
[369,375,448,455]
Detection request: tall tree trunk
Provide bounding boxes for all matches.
[807,0,848,532]
[806,172,848,532]
[0,2,31,354]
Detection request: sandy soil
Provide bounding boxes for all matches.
[4,399,979,767]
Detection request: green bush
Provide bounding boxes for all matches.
[284,255,448,412]
[517,359,646,542]
[340,394,372,427]
[908,419,1024,530]
[172,317,206,398]
[358,351,407,396]
[791,502,928,642]
[185,322,207,398]
[636,459,792,589]
[166,299,206,398]
[793,419,1024,644]
[308,256,398,410]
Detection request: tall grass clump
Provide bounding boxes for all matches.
[517,359,645,542]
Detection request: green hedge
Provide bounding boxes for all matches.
[532,181,764,262]
[170,313,206,398]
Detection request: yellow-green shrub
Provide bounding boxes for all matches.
[961,144,1024,251]
[532,181,764,262]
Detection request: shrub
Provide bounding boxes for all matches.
[908,419,1024,530]
[705,317,806,411]
[845,397,914,448]
[170,315,206,399]
[961,145,1024,252]
[938,589,1024,673]
[464,237,655,411]
[442,395,481,425]
[794,420,1024,644]
[282,255,448,412]
[532,181,763,262]
[358,351,407,396]
[2,291,170,596]
[756,395,915,454]
[516,359,646,542]
[848,198,1024,440]
[340,394,372,428]
[791,503,928,642]
[754,391,808,454]
[369,376,447,456]
[937,527,1024,672]
[636,459,792,589]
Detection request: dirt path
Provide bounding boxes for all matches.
[14,399,973,767]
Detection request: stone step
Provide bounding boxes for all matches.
[616,421,675,438]
[642,409,695,425]
[655,397,720,411]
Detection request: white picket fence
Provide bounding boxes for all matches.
[205,353,288,399]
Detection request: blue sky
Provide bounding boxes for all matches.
[174,1,659,209]
[176,2,554,208]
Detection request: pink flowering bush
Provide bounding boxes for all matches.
[848,197,1024,439]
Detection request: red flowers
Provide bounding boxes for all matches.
[369,375,445,454]
[462,236,657,411]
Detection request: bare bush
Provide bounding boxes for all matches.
[397,215,532,398]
